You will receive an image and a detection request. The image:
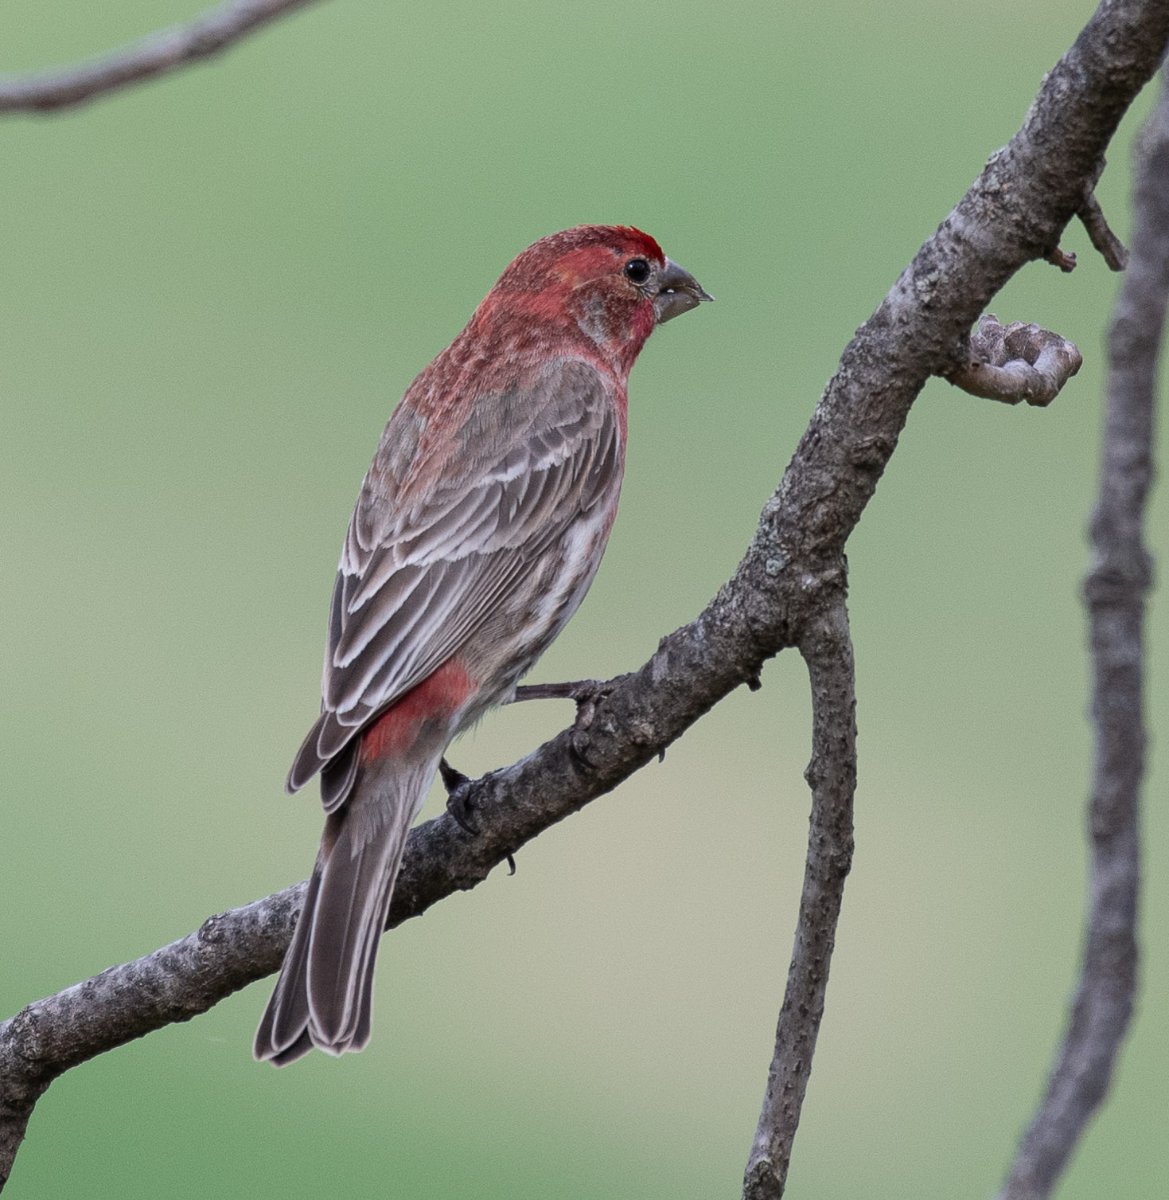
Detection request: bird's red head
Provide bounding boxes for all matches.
[477,225,711,375]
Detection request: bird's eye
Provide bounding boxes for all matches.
[624,258,652,285]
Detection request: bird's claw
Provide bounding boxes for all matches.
[439,758,515,874]
[513,679,614,772]
[439,757,479,835]
[569,727,600,771]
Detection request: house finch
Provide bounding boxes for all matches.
[254,225,711,1065]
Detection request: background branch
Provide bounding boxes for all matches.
[995,66,1167,1200]
[0,0,325,113]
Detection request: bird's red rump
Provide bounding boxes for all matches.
[359,659,476,763]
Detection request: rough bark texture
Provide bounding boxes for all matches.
[1,0,1167,1194]
[995,68,1167,1200]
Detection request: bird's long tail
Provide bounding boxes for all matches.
[254,751,439,1066]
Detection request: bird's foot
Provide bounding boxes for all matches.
[439,757,516,874]
[513,678,614,771]
[439,757,478,834]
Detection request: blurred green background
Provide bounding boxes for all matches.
[2,1,1166,1195]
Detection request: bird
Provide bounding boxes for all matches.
[254,225,711,1065]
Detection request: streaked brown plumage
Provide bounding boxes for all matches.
[255,226,710,1064]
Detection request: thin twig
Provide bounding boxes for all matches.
[996,67,1168,1200]
[1079,191,1131,270]
[1045,246,1078,272]
[743,592,856,1200]
[0,0,326,113]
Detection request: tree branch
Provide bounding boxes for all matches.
[0,0,326,114]
[1079,189,1131,271]
[995,66,1167,1200]
[744,592,856,1200]
[2,0,1168,1193]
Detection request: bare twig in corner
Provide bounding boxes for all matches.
[743,593,856,1200]
[948,315,1083,407]
[0,0,326,114]
[996,70,1168,1200]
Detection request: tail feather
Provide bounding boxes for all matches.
[306,806,412,1052]
[319,743,359,812]
[253,861,322,1064]
[254,753,437,1065]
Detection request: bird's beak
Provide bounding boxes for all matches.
[653,257,714,324]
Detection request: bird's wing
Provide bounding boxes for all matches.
[287,357,622,795]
